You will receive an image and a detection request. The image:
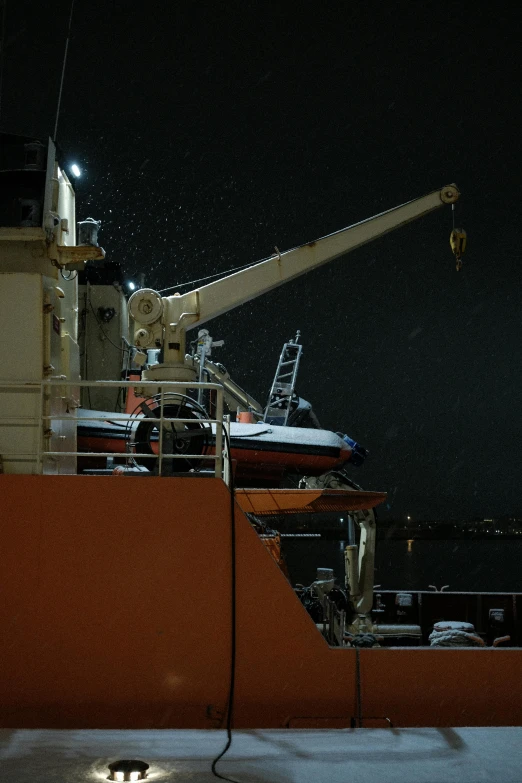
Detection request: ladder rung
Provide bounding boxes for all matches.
[263,340,302,424]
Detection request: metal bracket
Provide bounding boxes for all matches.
[52,244,106,270]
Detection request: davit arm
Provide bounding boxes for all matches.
[128,184,459,374]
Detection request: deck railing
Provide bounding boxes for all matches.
[0,379,226,479]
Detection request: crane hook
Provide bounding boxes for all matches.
[450,228,467,271]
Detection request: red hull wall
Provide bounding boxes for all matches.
[1,475,521,728]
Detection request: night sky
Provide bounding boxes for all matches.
[2,2,520,520]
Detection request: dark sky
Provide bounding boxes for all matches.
[2,2,521,520]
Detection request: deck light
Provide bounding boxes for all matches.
[128,281,136,291]
[78,217,101,246]
[70,163,81,177]
[107,759,149,781]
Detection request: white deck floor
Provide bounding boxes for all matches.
[1,727,521,782]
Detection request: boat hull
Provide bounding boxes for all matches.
[76,415,354,481]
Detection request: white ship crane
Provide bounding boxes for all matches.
[127,184,460,626]
[128,184,460,384]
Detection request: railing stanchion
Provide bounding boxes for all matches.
[158,385,165,477]
[214,388,223,479]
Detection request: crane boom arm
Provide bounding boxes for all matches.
[129,185,458,364]
[185,184,458,327]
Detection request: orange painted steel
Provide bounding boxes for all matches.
[1,475,522,729]
[358,648,522,727]
[258,532,289,576]
[0,475,354,729]
[235,488,386,515]
[77,435,350,479]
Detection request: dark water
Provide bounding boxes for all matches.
[282,538,522,593]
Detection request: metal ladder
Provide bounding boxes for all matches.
[263,331,303,425]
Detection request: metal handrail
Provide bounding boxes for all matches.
[0,379,225,479]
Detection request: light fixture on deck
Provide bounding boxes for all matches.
[78,216,101,246]
[70,163,81,177]
[107,759,149,781]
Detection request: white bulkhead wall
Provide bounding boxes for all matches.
[0,139,80,474]
[78,282,129,412]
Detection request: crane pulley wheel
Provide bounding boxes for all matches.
[440,185,460,204]
[127,393,211,473]
[128,288,163,325]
